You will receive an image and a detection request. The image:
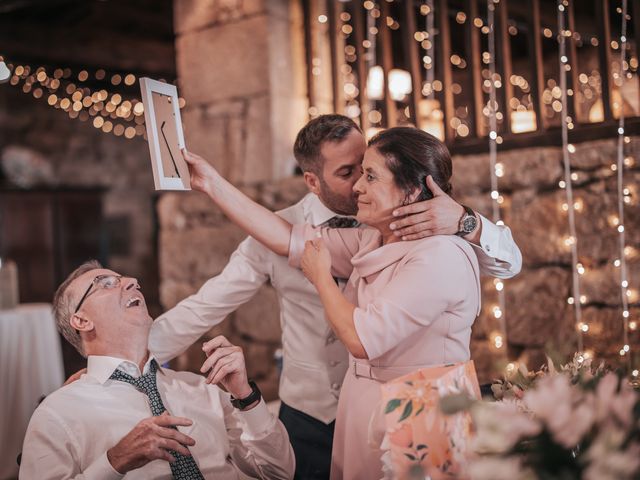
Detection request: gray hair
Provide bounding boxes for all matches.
[52,260,104,357]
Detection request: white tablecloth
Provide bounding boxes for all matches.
[0,304,64,480]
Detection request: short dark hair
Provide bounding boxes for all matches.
[52,260,104,357]
[293,114,361,174]
[368,127,452,203]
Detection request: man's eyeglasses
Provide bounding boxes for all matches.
[74,274,123,314]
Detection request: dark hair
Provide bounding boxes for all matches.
[368,127,452,203]
[293,114,361,174]
[53,259,104,357]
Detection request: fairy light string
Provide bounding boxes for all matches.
[614,0,632,368]
[487,0,508,351]
[557,0,585,354]
[3,60,184,140]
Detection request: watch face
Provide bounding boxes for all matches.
[462,216,477,233]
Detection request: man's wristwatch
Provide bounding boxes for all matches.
[455,205,478,236]
[230,381,262,410]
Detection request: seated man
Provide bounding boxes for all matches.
[19,261,295,479]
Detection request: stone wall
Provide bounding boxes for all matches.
[455,137,640,381]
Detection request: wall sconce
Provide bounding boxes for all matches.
[366,66,384,100]
[510,110,537,133]
[418,98,444,140]
[388,69,412,101]
[366,66,412,102]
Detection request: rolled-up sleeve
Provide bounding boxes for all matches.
[223,396,296,479]
[288,223,363,279]
[472,214,523,279]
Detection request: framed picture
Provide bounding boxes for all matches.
[139,77,191,190]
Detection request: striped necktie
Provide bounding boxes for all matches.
[109,360,204,479]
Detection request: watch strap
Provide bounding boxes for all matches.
[455,205,477,236]
[230,380,262,410]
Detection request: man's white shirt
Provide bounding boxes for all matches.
[19,355,295,479]
[149,193,522,424]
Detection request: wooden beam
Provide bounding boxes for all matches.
[595,0,613,121]
[466,0,484,136]
[380,0,397,127]
[566,0,580,121]
[327,0,345,113]
[634,0,640,103]
[401,0,422,127]
[352,1,369,130]
[497,0,513,133]
[302,0,315,116]
[527,0,546,130]
[437,0,454,141]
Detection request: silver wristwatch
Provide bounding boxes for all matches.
[455,205,478,236]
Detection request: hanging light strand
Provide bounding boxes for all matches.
[557,0,584,353]
[487,0,507,351]
[615,0,632,366]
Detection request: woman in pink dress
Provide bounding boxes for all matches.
[182,127,480,480]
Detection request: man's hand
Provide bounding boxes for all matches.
[107,413,195,474]
[63,368,87,386]
[200,335,253,401]
[390,175,465,241]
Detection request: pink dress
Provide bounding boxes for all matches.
[289,225,481,480]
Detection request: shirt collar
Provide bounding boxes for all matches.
[303,193,353,227]
[87,353,161,384]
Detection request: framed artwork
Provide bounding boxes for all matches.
[139,77,191,190]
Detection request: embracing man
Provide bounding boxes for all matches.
[149,114,522,479]
[19,261,294,479]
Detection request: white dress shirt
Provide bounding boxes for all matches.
[149,193,522,424]
[19,355,295,480]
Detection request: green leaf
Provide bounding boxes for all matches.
[416,444,428,450]
[384,398,402,414]
[415,404,425,416]
[399,400,414,421]
[404,453,417,461]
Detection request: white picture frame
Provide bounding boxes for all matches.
[139,77,191,190]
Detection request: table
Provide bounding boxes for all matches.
[0,304,64,480]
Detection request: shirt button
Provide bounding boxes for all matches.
[331,383,340,390]
[329,360,339,367]
[484,244,491,252]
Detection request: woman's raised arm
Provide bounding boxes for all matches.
[182,149,292,256]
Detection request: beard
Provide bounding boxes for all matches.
[318,177,359,216]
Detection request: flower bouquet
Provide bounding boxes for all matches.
[443,355,640,480]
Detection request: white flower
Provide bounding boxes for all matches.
[524,374,595,448]
[583,428,640,480]
[467,457,535,480]
[471,400,541,454]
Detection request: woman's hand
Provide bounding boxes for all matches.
[300,237,332,286]
[181,149,219,195]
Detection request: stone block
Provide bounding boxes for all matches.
[451,153,491,194]
[509,189,571,266]
[159,224,247,285]
[581,260,640,306]
[505,267,573,347]
[234,284,282,343]
[570,138,618,169]
[499,146,563,190]
[241,94,273,184]
[174,0,266,35]
[176,15,270,105]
